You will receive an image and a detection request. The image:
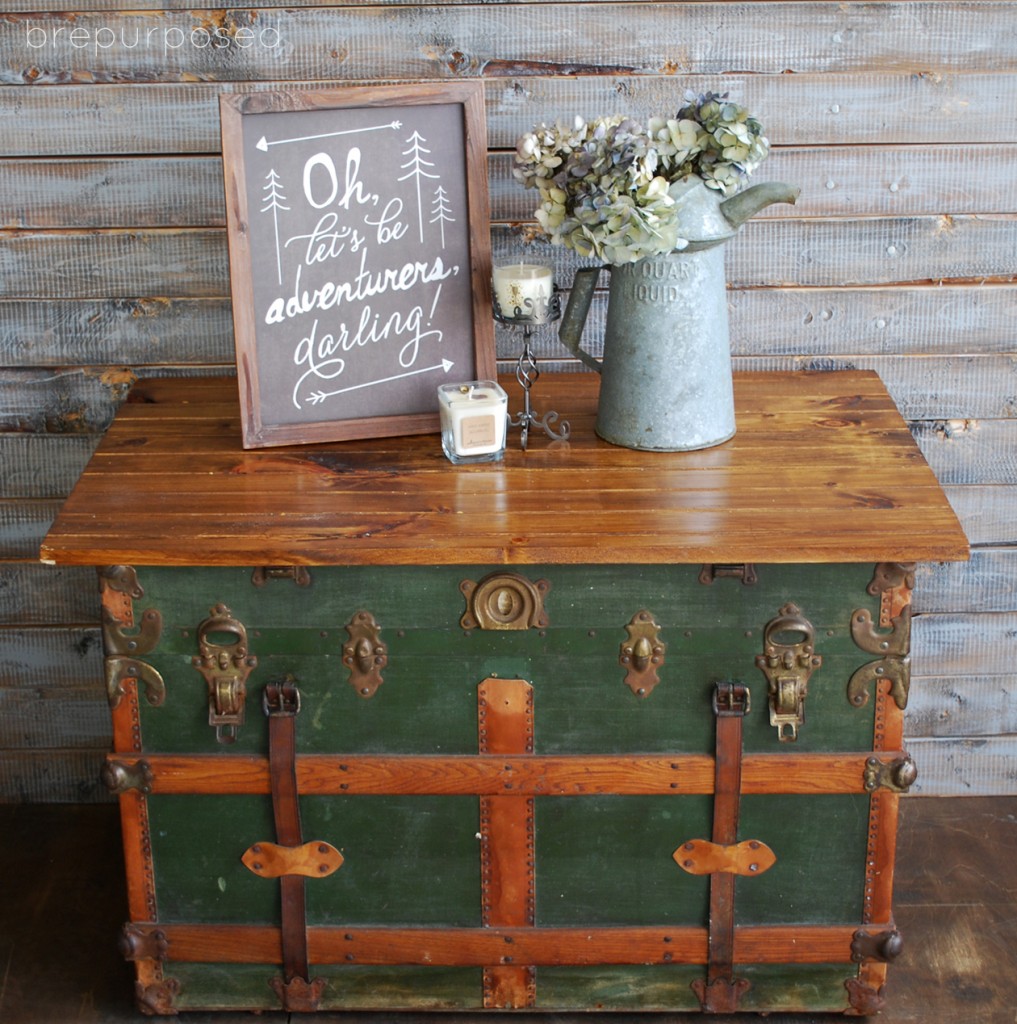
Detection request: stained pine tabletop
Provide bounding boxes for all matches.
[40,371,968,567]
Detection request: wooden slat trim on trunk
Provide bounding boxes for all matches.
[478,678,536,1009]
[126,751,892,796]
[124,922,888,967]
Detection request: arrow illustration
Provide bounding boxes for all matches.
[306,359,455,405]
[256,121,402,152]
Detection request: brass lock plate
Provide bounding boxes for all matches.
[460,572,550,630]
[619,610,665,697]
[343,611,387,699]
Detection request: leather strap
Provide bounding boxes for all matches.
[693,682,751,1013]
[264,679,308,986]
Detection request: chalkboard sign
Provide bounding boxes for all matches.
[220,83,496,448]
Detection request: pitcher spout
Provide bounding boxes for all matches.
[719,181,801,230]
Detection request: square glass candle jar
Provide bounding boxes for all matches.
[438,381,509,464]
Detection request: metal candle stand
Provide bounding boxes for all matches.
[493,288,570,451]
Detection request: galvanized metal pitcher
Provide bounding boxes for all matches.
[559,179,799,451]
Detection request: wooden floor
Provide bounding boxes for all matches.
[0,798,1014,1023]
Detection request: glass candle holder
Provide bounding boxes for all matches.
[438,381,509,464]
[492,258,555,323]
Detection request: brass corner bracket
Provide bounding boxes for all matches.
[863,754,918,794]
[851,927,904,963]
[102,758,154,795]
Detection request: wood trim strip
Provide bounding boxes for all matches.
[130,751,889,796]
[866,791,901,926]
[478,678,535,1009]
[119,790,157,924]
[126,922,881,967]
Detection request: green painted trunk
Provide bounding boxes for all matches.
[112,561,897,1013]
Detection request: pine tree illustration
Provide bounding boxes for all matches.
[430,185,455,248]
[398,132,439,243]
[261,169,290,285]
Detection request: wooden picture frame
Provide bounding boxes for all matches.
[220,82,496,448]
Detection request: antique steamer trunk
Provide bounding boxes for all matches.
[41,371,968,1016]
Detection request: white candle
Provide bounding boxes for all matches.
[493,261,554,319]
[438,381,509,463]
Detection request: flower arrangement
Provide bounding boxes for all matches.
[513,92,770,265]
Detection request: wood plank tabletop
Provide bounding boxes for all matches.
[40,370,969,567]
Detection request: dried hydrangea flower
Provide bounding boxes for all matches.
[513,95,769,264]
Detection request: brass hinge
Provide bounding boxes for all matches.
[252,566,312,587]
[867,562,915,628]
[105,650,166,711]
[848,605,912,710]
[698,563,758,586]
[100,570,165,711]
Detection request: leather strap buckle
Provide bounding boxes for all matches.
[712,681,750,717]
[263,679,301,717]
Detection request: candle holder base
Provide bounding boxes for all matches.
[494,289,569,452]
[508,330,570,452]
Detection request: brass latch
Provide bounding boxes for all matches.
[754,603,822,742]
[191,603,258,744]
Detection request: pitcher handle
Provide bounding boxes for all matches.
[558,266,605,374]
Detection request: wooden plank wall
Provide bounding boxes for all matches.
[1,1,1014,800]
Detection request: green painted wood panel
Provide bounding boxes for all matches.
[149,794,480,927]
[130,563,880,756]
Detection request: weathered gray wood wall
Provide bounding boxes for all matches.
[1,1,1014,800]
